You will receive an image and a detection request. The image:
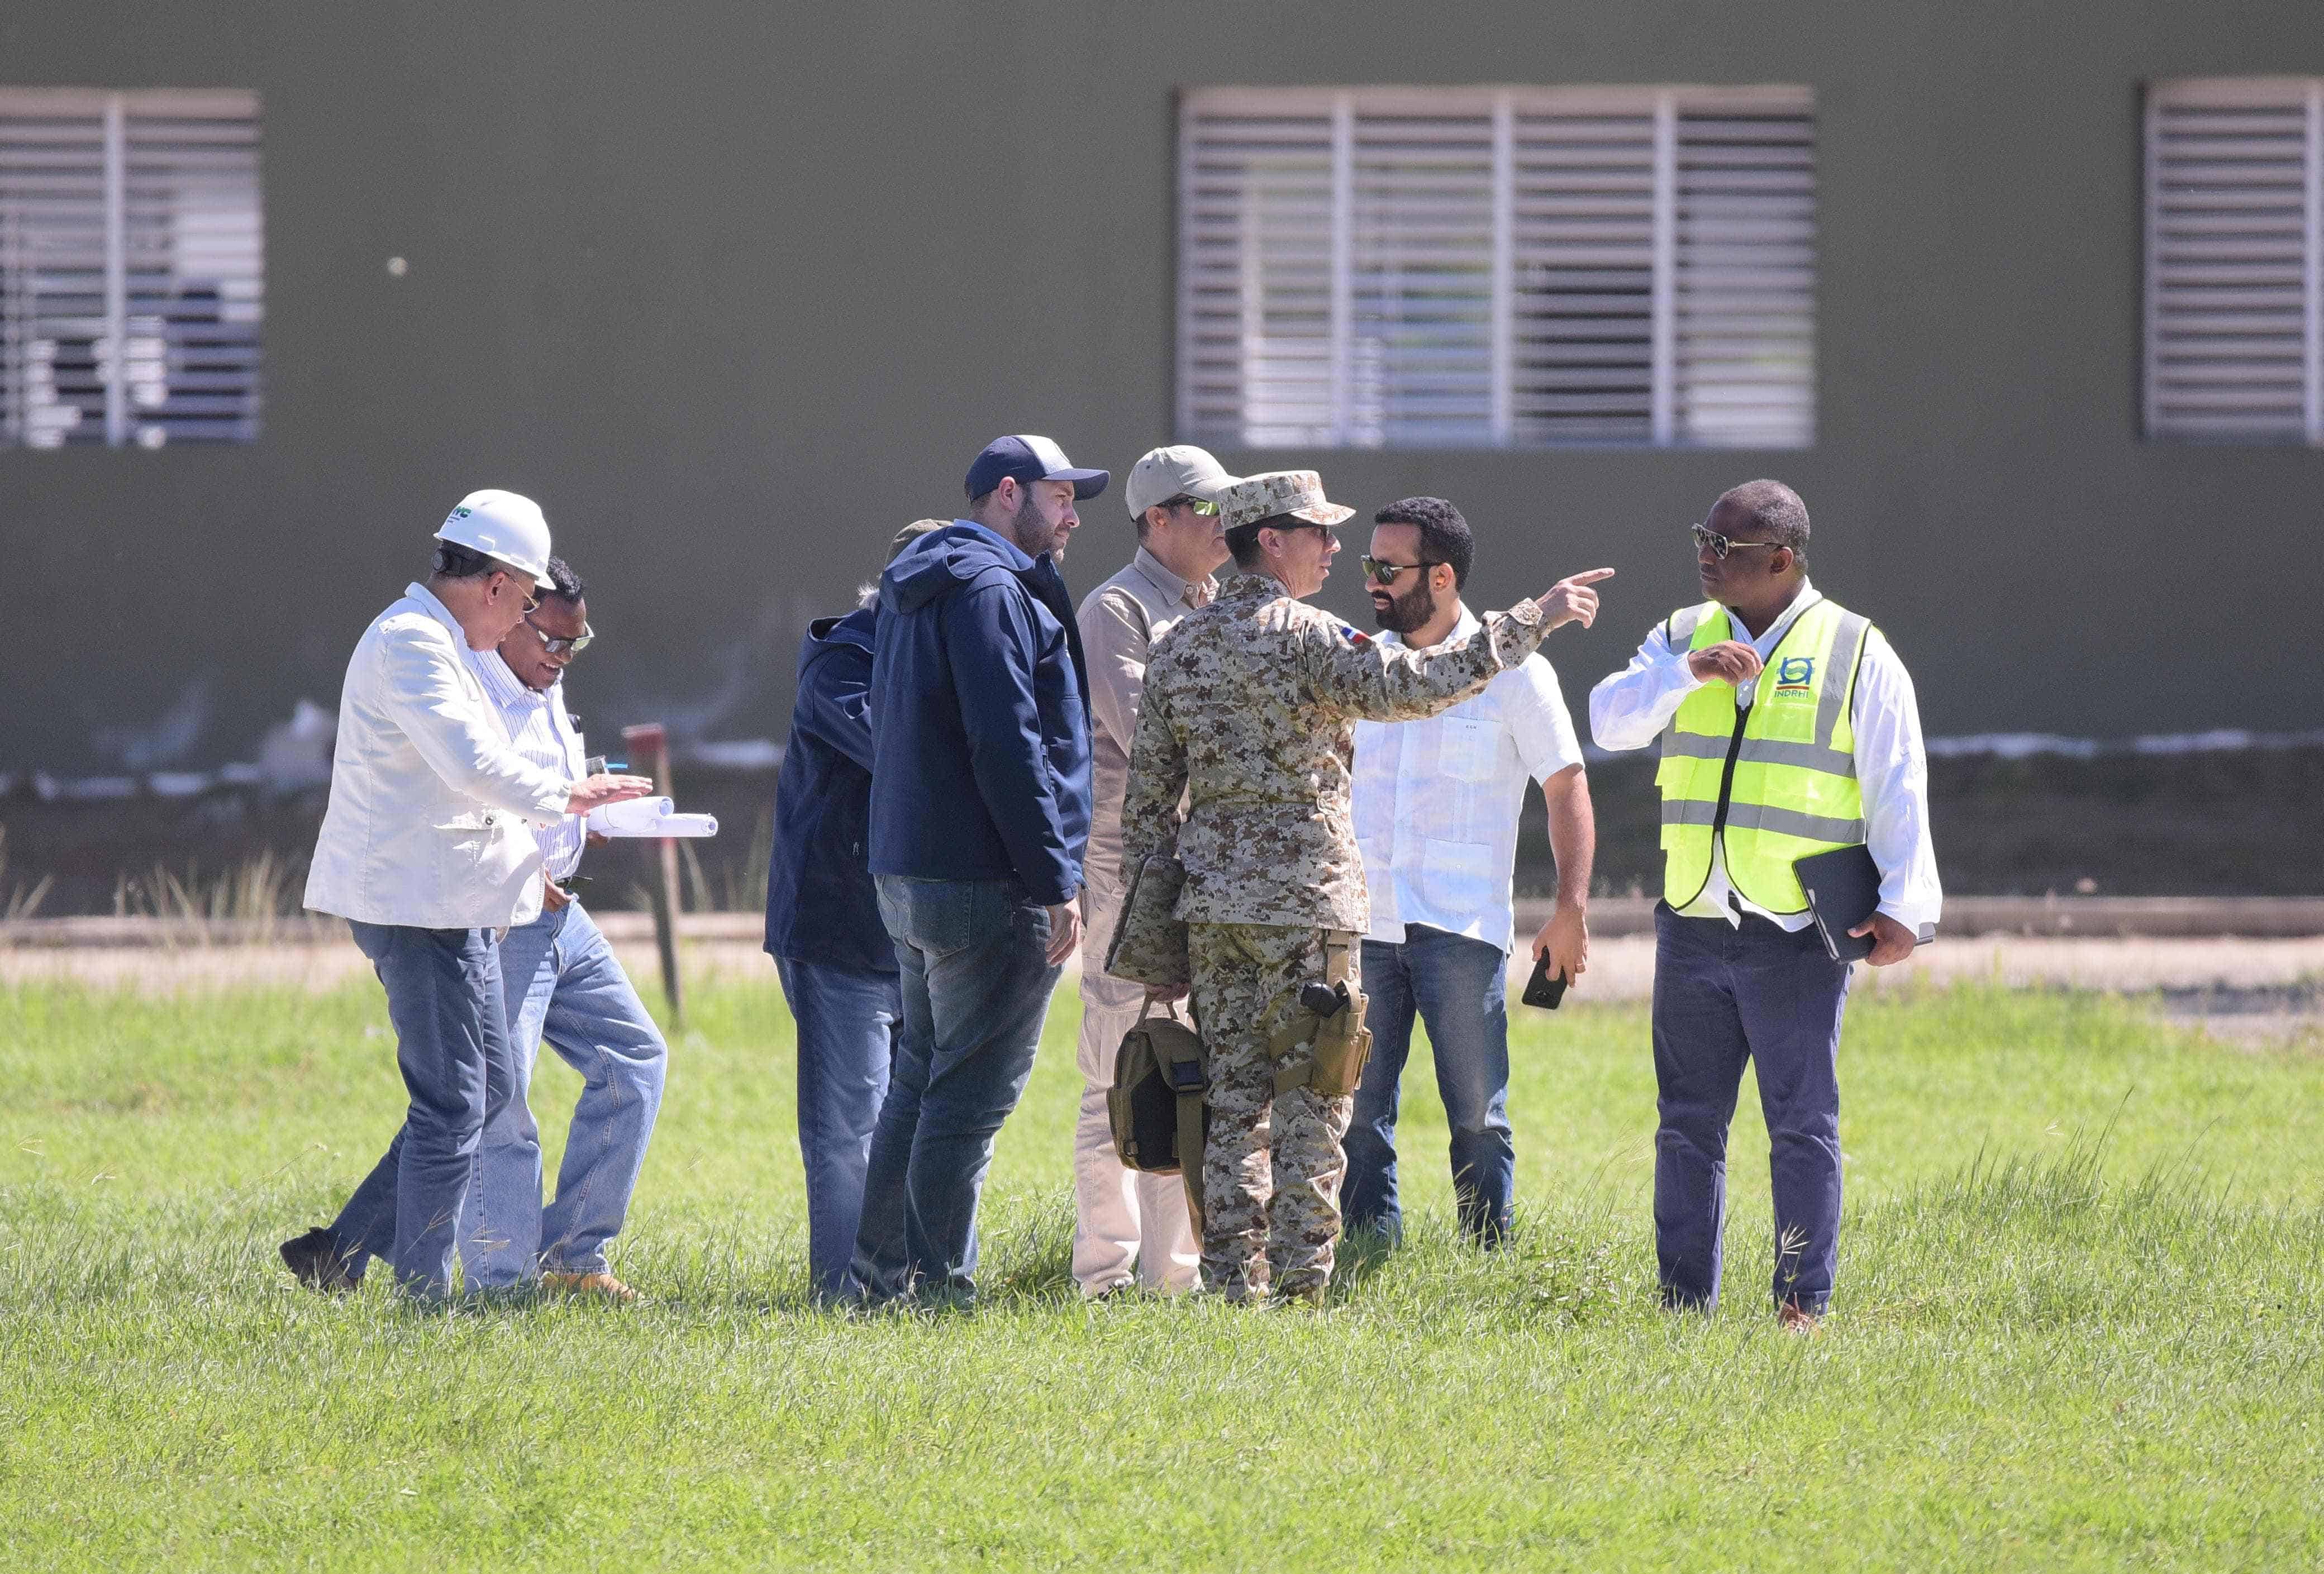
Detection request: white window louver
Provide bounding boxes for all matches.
[0,88,262,449]
[1179,85,1814,451]
[2146,79,2324,444]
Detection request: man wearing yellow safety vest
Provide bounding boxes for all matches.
[1589,480,1940,1330]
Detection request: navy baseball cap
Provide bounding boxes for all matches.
[964,435,1111,502]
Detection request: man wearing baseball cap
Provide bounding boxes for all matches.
[1116,470,1614,1304]
[1068,445,1237,1298]
[290,491,654,1301]
[851,436,1106,1308]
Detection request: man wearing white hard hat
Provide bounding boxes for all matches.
[1066,445,1236,1298]
[287,490,654,1301]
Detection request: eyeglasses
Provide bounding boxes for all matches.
[524,615,594,656]
[1360,556,1442,586]
[489,570,544,614]
[1161,494,1220,517]
[1691,524,1789,561]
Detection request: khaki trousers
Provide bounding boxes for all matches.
[1071,859,1199,1296]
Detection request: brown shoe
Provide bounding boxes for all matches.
[1777,1303,1821,1334]
[541,1270,639,1304]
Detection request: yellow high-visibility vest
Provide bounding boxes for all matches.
[1657,597,1874,913]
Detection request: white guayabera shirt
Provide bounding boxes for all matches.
[1353,604,1585,955]
[461,647,587,884]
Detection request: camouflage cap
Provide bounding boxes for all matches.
[1217,470,1357,532]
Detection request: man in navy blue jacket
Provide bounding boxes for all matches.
[765,519,945,1301]
[851,435,1104,1308]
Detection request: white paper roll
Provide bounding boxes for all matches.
[586,797,675,835]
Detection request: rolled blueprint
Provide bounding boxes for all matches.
[585,804,718,837]
[585,797,677,836]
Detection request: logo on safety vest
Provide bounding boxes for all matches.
[1772,655,1816,697]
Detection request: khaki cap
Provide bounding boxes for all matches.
[889,518,950,562]
[1124,445,1239,519]
[1217,470,1356,532]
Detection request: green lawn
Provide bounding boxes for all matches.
[1,968,2318,1570]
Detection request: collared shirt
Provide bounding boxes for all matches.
[303,582,569,931]
[1075,545,1216,876]
[1353,605,1584,954]
[461,646,585,880]
[1587,578,1942,935]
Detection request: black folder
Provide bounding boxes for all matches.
[1794,843,1884,962]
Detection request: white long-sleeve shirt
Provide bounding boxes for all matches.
[463,648,587,881]
[1588,579,1941,936]
[304,583,570,929]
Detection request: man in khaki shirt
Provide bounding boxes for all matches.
[1070,445,1236,1297]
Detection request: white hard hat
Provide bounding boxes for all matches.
[434,489,553,584]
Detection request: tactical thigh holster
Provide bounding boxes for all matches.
[1269,932,1373,1100]
[1107,1000,1209,1233]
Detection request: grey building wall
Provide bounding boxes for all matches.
[3,0,2318,772]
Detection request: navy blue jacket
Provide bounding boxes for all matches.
[764,608,896,974]
[867,521,1092,906]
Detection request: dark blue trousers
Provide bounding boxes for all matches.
[1652,902,1852,1314]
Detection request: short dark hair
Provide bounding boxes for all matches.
[1714,479,1810,567]
[1224,512,1306,570]
[1373,496,1474,588]
[430,541,503,581]
[540,556,584,604]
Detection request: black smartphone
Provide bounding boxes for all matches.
[1521,950,1568,1010]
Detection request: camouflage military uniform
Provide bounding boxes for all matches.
[1119,474,1552,1300]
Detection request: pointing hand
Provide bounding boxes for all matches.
[1537,568,1615,631]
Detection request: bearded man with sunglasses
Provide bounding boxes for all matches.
[290,499,654,1301]
[1120,470,1613,1304]
[1589,479,1940,1330]
[1345,497,1593,1249]
[1067,445,1237,1299]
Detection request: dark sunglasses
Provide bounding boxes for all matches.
[524,615,594,656]
[1691,523,1788,561]
[1360,555,1442,586]
[1161,494,1221,517]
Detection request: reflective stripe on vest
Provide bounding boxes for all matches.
[1656,598,1873,913]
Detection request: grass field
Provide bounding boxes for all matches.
[2,967,2320,1570]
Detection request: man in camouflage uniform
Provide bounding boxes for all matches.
[1118,470,1612,1303]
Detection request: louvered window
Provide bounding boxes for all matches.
[1178,85,1815,451]
[2146,79,2324,443]
[0,88,263,449]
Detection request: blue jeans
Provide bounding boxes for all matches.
[1651,903,1852,1314]
[774,955,899,1299]
[336,902,667,1287]
[339,921,515,1299]
[849,875,1060,1305]
[1344,925,1516,1244]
